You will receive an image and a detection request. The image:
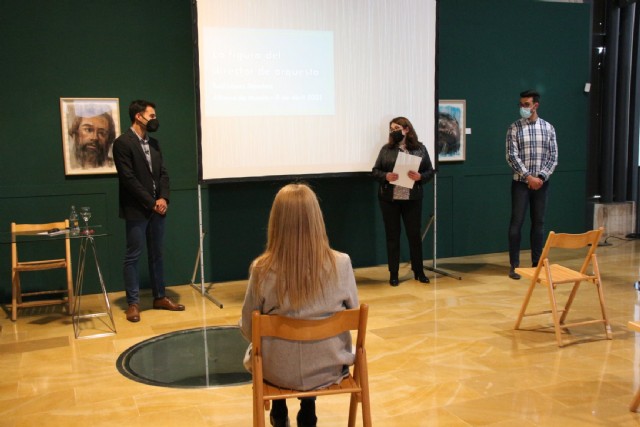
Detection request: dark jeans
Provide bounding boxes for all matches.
[379,198,424,274]
[123,213,166,305]
[508,180,549,268]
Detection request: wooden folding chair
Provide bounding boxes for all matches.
[11,220,73,321]
[251,304,371,427]
[514,227,612,347]
[628,321,640,412]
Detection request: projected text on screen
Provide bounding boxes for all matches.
[202,28,335,116]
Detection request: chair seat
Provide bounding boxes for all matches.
[262,375,361,400]
[516,264,593,285]
[14,259,67,271]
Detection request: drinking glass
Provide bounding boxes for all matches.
[80,207,92,235]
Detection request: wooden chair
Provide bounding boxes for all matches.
[11,220,73,321]
[251,304,371,427]
[514,228,612,347]
[628,321,640,412]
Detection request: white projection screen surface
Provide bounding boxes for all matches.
[194,0,437,182]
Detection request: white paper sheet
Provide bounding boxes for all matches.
[37,229,69,236]
[392,151,422,189]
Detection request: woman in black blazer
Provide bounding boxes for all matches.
[372,117,435,286]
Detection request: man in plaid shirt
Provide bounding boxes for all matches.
[506,90,558,280]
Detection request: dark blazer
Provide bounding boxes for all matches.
[113,128,170,220]
[371,142,435,201]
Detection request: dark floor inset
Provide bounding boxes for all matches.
[116,326,252,388]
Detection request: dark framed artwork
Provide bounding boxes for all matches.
[438,99,466,162]
[60,98,120,175]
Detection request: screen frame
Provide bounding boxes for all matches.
[191,0,440,184]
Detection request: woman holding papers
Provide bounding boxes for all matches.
[372,116,434,286]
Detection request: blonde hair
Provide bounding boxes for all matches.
[251,183,337,310]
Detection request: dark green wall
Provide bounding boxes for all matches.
[0,1,201,298]
[0,0,590,299]
[436,0,591,257]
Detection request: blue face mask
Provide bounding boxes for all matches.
[520,107,532,119]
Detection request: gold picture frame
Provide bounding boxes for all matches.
[60,98,120,175]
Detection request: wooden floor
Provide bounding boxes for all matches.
[3,239,640,426]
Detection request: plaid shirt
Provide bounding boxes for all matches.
[506,117,558,183]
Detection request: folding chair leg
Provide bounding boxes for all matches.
[596,282,613,339]
[558,281,580,325]
[547,287,564,346]
[66,264,74,316]
[631,387,640,412]
[253,392,265,427]
[514,276,538,329]
[348,363,361,427]
[361,390,372,427]
[592,257,613,339]
[15,273,22,304]
[254,401,264,427]
[348,393,358,427]
[11,272,20,321]
[359,358,372,427]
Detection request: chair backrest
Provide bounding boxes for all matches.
[533,227,603,277]
[251,304,371,427]
[252,304,368,359]
[11,220,71,265]
[12,221,68,234]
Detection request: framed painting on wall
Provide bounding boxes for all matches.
[60,98,120,175]
[438,99,466,162]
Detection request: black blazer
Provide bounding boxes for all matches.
[113,128,170,220]
[371,142,435,202]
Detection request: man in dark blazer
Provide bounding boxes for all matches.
[113,99,185,322]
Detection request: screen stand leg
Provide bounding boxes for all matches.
[411,212,463,281]
[189,231,223,308]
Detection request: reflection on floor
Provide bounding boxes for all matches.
[116,326,251,388]
[3,240,640,426]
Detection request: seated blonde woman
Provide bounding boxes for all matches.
[240,183,359,427]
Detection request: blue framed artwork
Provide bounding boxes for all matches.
[438,99,466,162]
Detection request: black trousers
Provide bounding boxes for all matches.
[271,397,316,423]
[379,198,424,274]
[508,180,550,268]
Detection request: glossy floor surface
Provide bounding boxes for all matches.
[3,239,640,426]
[116,326,251,388]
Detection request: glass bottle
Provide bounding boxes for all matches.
[69,205,80,236]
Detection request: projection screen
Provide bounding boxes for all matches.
[194,0,438,182]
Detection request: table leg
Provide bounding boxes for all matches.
[72,236,117,339]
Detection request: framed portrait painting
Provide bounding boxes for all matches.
[60,98,121,175]
[438,99,466,162]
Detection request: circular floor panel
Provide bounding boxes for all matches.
[116,326,252,388]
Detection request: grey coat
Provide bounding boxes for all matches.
[240,251,359,391]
